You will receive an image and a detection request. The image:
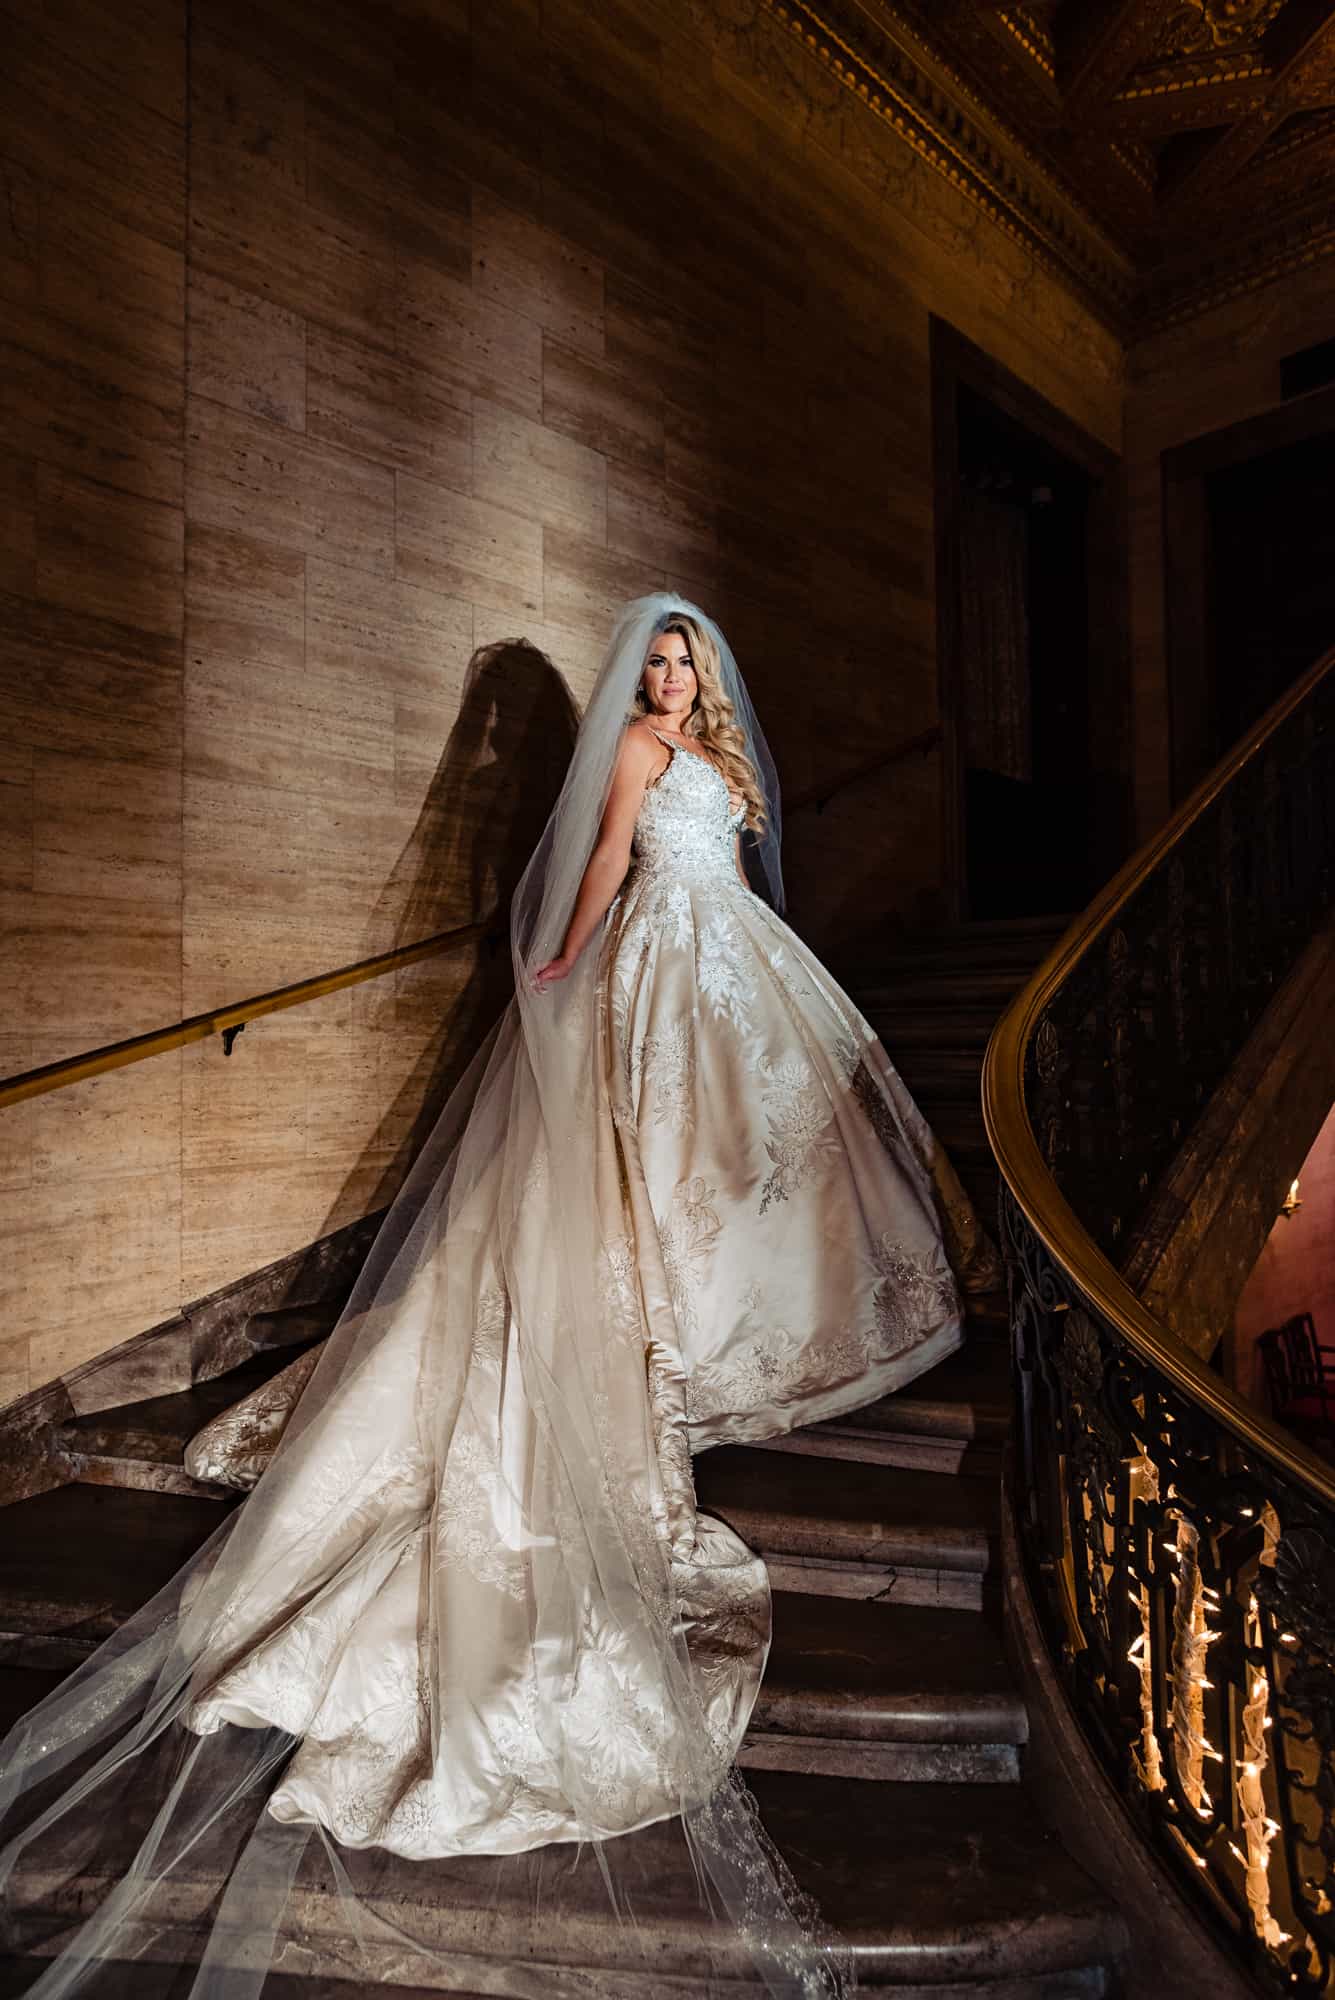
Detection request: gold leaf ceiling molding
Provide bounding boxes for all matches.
[761,0,1335,333]
[1152,0,1286,61]
[762,0,1136,326]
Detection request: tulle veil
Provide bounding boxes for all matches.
[0,594,853,1996]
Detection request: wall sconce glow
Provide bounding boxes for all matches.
[1279,1177,1302,1218]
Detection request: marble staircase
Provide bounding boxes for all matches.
[0,914,1133,1996]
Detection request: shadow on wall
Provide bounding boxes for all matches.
[1234,1097,1335,1408]
[351,637,579,1219]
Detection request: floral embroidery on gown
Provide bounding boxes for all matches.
[180,726,1000,1862]
[599,726,998,1451]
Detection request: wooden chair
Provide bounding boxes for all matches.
[1258,1313,1335,1441]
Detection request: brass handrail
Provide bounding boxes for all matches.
[981,642,1335,1508]
[7,727,943,1111]
[0,916,501,1110]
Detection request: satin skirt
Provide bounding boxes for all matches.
[182,862,997,1860]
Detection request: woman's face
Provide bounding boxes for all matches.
[640,631,697,720]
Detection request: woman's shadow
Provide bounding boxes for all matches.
[336,636,580,1225]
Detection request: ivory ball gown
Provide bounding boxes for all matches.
[180,719,999,1859]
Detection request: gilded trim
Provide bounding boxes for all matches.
[0,917,497,1110]
[758,0,1335,335]
[981,644,1335,1511]
[761,0,1135,325]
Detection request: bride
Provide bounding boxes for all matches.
[0,594,998,1999]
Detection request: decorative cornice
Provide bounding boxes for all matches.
[755,0,1335,339]
[998,8,1056,79]
[761,0,1136,327]
[1140,198,1335,330]
[1114,56,1271,98]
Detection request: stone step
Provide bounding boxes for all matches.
[0,1483,230,1667]
[50,1342,321,1499]
[0,1961,1110,2000]
[752,1339,1011,1475]
[0,1598,1026,1797]
[837,914,1069,984]
[855,966,1030,1012]
[2,1758,1123,1995]
[886,1051,987,1104]
[0,1661,68,1739]
[45,1318,1009,1505]
[867,1008,999,1056]
[742,1592,1026,1783]
[695,1447,999,1611]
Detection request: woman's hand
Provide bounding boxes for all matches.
[531,955,574,993]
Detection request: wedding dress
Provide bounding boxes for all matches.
[0,594,998,2000]
[187,728,993,1503]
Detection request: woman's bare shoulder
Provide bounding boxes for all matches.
[619,719,663,766]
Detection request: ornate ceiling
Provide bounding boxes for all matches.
[766,0,1335,332]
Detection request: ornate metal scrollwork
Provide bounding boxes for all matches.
[1025,673,1335,1267]
[1002,663,1335,1994]
[1007,1188,1335,1992]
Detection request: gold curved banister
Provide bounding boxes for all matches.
[7,726,946,1116]
[983,644,1335,1980]
[0,915,501,1111]
[983,646,1335,1508]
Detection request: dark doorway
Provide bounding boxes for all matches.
[1209,433,1335,752]
[932,323,1129,923]
[1163,383,1335,802]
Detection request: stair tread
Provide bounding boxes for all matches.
[0,1663,68,1740]
[6,1759,1121,1987]
[824,1344,1011,1442]
[0,1484,231,1641]
[54,1344,316,1468]
[696,1447,998,1571]
[757,1593,1025,1742]
[756,1772,1121,1975]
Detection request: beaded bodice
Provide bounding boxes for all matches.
[632,729,747,883]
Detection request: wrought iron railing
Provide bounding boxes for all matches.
[983,647,1335,1995]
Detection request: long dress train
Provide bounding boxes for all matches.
[177,724,999,1861]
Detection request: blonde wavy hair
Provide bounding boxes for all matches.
[630,613,769,834]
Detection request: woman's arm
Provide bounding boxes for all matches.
[532,730,661,991]
[734,833,749,891]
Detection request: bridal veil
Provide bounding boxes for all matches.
[0,595,852,1997]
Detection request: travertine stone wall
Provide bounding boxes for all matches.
[0,0,1121,1400]
[1126,257,1335,836]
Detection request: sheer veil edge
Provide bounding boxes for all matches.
[0,593,852,1999]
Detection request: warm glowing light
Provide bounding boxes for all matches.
[1280,1178,1302,1218]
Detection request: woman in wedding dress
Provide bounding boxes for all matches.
[0,595,998,2000]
